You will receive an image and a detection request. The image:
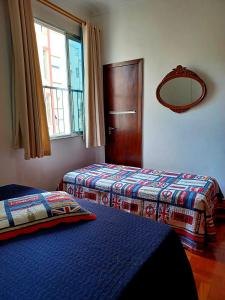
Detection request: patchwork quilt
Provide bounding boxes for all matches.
[59,163,224,252]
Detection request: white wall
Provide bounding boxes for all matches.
[0,0,104,190]
[92,0,225,193]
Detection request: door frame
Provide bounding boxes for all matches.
[103,58,143,167]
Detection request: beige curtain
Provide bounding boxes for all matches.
[8,0,51,159]
[82,23,105,148]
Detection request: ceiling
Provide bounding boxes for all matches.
[52,0,143,17]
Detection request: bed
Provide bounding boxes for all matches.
[0,184,197,300]
[59,163,224,252]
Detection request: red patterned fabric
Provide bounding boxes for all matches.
[59,163,224,252]
[0,191,96,240]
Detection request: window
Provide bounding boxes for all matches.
[34,20,84,138]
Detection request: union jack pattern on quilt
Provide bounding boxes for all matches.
[59,163,224,252]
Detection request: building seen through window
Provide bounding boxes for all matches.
[35,21,83,137]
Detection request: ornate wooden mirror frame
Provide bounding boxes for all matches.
[156,65,207,113]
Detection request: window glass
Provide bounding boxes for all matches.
[68,37,84,133]
[34,21,84,137]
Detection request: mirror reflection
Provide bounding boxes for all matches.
[159,77,203,106]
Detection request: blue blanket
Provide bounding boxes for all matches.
[0,185,198,300]
[0,184,45,200]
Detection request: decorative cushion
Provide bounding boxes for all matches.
[0,191,96,240]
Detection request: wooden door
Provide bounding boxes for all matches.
[103,59,143,167]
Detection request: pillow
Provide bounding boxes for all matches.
[0,191,96,240]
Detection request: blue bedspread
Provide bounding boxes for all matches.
[0,184,45,200]
[0,185,198,300]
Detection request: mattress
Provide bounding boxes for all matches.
[59,163,224,252]
[0,184,198,300]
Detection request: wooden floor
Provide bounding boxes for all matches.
[186,221,225,300]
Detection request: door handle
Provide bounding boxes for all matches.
[108,126,117,135]
[109,110,136,115]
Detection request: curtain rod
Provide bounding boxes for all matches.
[37,0,86,25]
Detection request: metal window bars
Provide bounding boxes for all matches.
[43,85,83,137]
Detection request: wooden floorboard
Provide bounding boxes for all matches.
[186,221,225,300]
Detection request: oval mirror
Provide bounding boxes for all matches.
[156,65,207,113]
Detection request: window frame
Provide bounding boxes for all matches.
[34,18,84,140]
[66,33,84,136]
